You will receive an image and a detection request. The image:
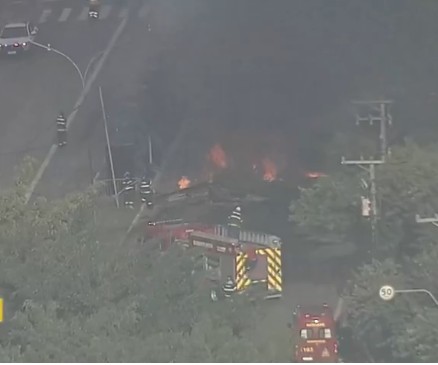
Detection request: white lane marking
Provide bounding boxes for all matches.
[118,7,129,19]
[58,8,72,22]
[25,17,129,204]
[99,5,112,19]
[38,9,52,24]
[77,6,88,21]
[139,2,150,18]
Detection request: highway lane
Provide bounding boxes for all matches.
[0,1,120,189]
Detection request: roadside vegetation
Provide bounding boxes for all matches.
[0,158,290,362]
[290,138,438,362]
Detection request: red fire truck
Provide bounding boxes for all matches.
[145,219,215,250]
[188,230,283,300]
[293,304,339,362]
[144,220,283,299]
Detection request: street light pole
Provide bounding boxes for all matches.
[395,289,438,307]
[30,41,85,89]
[148,135,153,165]
[99,86,119,208]
[415,214,438,228]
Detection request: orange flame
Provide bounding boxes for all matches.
[261,158,277,182]
[178,176,191,189]
[305,171,327,179]
[209,144,227,169]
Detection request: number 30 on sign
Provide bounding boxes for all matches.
[379,285,395,301]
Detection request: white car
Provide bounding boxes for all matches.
[0,22,38,55]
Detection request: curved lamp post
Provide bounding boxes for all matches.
[30,41,85,89]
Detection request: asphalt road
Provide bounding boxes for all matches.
[29,0,209,199]
[0,0,125,189]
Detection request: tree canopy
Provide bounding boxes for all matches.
[290,133,438,361]
[0,158,290,362]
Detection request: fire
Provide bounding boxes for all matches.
[178,176,191,189]
[209,144,227,169]
[261,158,277,182]
[305,171,327,179]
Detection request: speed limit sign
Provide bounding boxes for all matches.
[379,285,395,301]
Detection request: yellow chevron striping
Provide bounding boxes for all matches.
[235,253,251,291]
[236,276,251,290]
[267,269,282,290]
[265,249,282,268]
[266,249,282,291]
[268,277,282,291]
[236,253,247,274]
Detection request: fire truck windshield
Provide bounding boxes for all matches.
[300,328,332,339]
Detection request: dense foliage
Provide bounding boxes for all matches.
[290,137,438,361]
[0,159,290,362]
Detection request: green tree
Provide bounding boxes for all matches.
[0,160,279,362]
[290,170,365,245]
[343,243,438,362]
[376,142,438,255]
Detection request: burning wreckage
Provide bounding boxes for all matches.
[135,142,326,301]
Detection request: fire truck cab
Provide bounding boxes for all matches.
[293,304,339,363]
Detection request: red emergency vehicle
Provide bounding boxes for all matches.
[293,304,339,362]
[145,219,215,250]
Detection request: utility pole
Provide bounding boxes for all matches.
[352,100,393,161]
[341,157,384,244]
[148,135,153,165]
[341,100,393,246]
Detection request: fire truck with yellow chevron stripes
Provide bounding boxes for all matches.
[187,228,283,300]
[144,220,283,299]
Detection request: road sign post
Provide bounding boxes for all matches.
[379,286,438,306]
[379,285,395,301]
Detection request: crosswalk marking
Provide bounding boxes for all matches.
[38,9,52,24]
[118,7,129,19]
[77,6,89,21]
[58,7,72,22]
[99,5,112,20]
[139,2,150,18]
[21,4,137,25]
